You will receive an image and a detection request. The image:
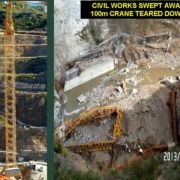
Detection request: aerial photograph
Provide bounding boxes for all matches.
[54,0,180,179]
[0,1,47,180]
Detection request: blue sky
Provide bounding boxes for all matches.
[27,1,45,7]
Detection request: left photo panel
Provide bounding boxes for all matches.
[0,1,47,180]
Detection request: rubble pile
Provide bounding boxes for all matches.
[64,117,114,146]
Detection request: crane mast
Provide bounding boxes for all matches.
[4,2,16,168]
[3,2,21,179]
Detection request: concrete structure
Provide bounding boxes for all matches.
[64,56,115,91]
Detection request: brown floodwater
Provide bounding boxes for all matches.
[139,67,180,85]
[65,67,180,114]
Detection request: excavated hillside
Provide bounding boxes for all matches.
[0,37,47,163]
[0,33,47,126]
[0,27,47,164]
[0,127,47,162]
[0,34,47,57]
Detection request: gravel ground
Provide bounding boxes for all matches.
[65,117,115,145]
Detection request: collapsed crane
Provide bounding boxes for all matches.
[0,2,22,180]
[56,106,124,153]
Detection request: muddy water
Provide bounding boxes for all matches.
[65,67,180,114]
[139,67,180,85]
[65,72,110,113]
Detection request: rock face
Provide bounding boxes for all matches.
[54,0,110,127]
[176,84,180,139]
[0,34,47,57]
[0,127,46,162]
[54,0,90,127]
[0,92,47,127]
[54,0,89,69]
[91,151,111,170]
[16,93,47,126]
[55,152,89,173]
[54,67,66,128]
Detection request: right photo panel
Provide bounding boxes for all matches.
[54,1,180,180]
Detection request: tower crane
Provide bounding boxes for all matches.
[0,2,22,180]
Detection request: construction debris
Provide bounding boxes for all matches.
[161,76,179,87]
[77,94,86,103]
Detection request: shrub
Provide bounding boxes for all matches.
[124,157,160,180]
[54,144,68,157]
[55,167,100,180]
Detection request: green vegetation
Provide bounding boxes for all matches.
[78,23,102,44]
[54,144,69,157]
[15,57,47,84]
[55,146,180,180]
[108,147,180,180]
[0,2,6,11]
[162,146,180,180]
[0,69,47,84]
[0,2,45,13]
[123,158,159,180]
[54,145,100,180]
[55,167,100,180]
[0,2,47,31]
[14,13,47,31]
[16,72,46,84]
[109,169,119,177]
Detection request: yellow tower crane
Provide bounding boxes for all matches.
[0,2,22,180]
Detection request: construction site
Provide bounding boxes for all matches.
[0,1,47,180]
[54,0,180,179]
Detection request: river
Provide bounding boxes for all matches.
[65,67,180,116]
